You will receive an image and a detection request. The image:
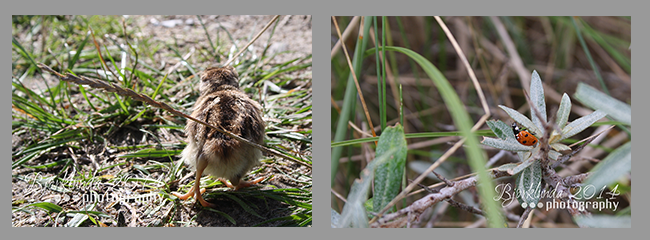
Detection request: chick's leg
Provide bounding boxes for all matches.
[192,154,215,208]
[171,184,206,200]
[172,154,208,201]
[219,176,267,190]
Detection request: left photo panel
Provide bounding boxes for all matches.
[12,15,312,227]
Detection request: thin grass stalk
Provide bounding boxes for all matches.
[367,20,400,122]
[571,16,609,96]
[330,16,373,185]
[336,18,377,140]
[197,15,217,57]
[373,17,385,130]
[395,16,424,100]
[381,16,388,131]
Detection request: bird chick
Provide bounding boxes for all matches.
[172,66,266,208]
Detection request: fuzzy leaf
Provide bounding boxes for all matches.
[548,150,561,161]
[549,130,563,144]
[515,160,542,208]
[529,70,547,132]
[583,142,631,191]
[497,163,519,174]
[511,157,537,176]
[550,143,571,152]
[373,124,407,212]
[556,93,571,129]
[574,83,631,125]
[481,137,533,151]
[517,151,533,163]
[331,209,341,228]
[560,110,607,141]
[486,120,513,140]
[498,105,541,137]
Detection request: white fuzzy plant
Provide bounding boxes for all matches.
[482,70,607,208]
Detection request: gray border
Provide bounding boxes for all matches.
[6,0,642,238]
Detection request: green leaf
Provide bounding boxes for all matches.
[583,142,631,191]
[373,124,407,212]
[574,83,630,125]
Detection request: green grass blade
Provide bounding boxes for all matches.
[368,45,505,228]
[571,17,609,96]
[68,31,90,70]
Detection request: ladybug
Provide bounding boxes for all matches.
[512,123,538,146]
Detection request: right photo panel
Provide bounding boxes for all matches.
[331,16,631,228]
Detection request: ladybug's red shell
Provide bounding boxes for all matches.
[512,124,538,146]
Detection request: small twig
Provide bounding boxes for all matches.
[89,27,120,82]
[446,199,484,216]
[37,63,310,168]
[434,16,490,116]
[372,169,509,228]
[331,189,347,203]
[517,207,534,228]
[410,179,437,194]
[431,171,454,187]
[330,16,360,59]
[563,172,590,187]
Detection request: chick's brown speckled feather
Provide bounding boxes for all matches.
[174,66,265,207]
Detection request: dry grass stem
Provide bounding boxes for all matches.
[331,16,378,139]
